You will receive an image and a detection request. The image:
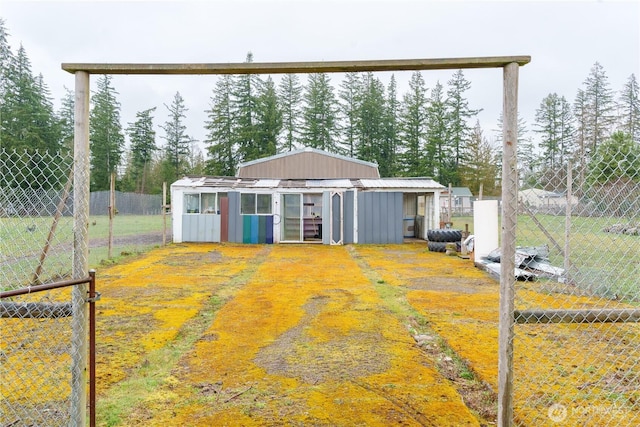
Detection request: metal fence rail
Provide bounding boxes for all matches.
[512,148,640,425]
[0,272,97,427]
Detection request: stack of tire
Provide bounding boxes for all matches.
[427,229,462,253]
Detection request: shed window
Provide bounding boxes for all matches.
[184,193,200,213]
[202,193,217,214]
[241,193,272,215]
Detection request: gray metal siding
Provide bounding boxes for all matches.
[181,215,221,242]
[228,192,243,243]
[358,192,403,244]
[331,193,342,243]
[343,191,354,244]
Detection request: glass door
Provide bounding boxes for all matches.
[281,193,302,241]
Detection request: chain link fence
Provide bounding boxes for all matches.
[1,148,87,426]
[512,138,640,425]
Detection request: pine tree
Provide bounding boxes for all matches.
[583,62,616,154]
[445,69,481,185]
[380,75,400,177]
[399,71,428,176]
[618,74,640,142]
[460,121,500,196]
[534,93,574,170]
[356,73,386,165]
[425,81,449,182]
[89,75,125,191]
[205,75,236,175]
[126,107,157,193]
[277,73,303,152]
[255,76,281,158]
[301,73,339,152]
[161,91,193,182]
[338,72,362,157]
[232,52,263,162]
[58,87,75,151]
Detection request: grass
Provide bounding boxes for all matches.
[1,215,170,288]
[450,213,639,301]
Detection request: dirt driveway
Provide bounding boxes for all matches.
[94,243,493,426]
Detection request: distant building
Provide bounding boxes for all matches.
[440,187,473,216]
[171,148,445,244]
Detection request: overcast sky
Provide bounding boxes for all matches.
[2,0,639,153]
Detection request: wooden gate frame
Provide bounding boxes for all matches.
[63,55,530,427]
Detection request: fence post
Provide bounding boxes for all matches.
[71,70,90,427]
[498,61,519,427]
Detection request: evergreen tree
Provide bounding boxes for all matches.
[58,87,75,151]
[588,131,640,183]
[534,93,574,169]
[205,75,236,175]
[277,73,303,152]
[161,91,193,182]
[445,69,481,185]
[125,107,157,193]
[89,75,125,191]
[572,88,591,193]
[301,72,339,152]
[460,121,500,196]
[356,73,386,165]
[618,74,640,142]
[255,76,281,158]
[399,71,428,176]
[583,62,616,154]
[425,81,450,182]
[380,75,400,177]
[0,18,14,128]
[232,52,263,162]
[338,72,362,157]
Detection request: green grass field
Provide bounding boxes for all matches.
[1,215,171,288]
[451,214,639,302]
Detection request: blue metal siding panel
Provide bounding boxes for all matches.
[265,216,274,244]
[213,215,221,242]
[250,215,259,243]
[371,193,381,243]
[394,192,404,243]
[380,193,389,243]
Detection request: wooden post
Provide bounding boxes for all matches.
[564,162,572,276]
[162,182,167,246]
[498,62,519,427]
[108,172,115,259]
[71,70,90,427]
[33,169,74,284]
[448,183,453,223]
[478,183,484,201]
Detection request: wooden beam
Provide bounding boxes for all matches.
[515,309,640,324]
[62,56,531,75]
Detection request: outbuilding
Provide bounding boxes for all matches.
[171,148,444,244]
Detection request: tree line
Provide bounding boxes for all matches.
[1,18,638,196]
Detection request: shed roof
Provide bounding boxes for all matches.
[171,176,444,192]
[442,187,473,197]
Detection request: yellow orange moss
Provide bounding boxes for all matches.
[125,244,479,426]
[356,244,639,426]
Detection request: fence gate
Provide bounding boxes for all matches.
[1,148,95,426]
[511,155,639,425]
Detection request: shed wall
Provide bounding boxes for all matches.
[238,152,379,179]
[357,192,403,244]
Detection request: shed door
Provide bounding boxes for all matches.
[281,193,302,242]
